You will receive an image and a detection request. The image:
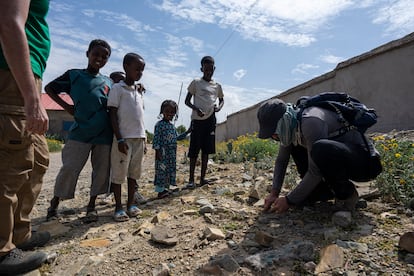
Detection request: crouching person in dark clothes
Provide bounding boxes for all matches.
[257,98,382,214]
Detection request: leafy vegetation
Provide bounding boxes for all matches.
[46,135,63,152]
[373,135,414,206]
[213,133,279,163]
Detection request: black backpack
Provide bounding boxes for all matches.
[296,92,382,179]
[296,92,378,138]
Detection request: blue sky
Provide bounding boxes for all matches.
[43,0,414,132]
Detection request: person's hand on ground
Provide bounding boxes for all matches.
[270,196,290,213]
[263,191,278,212]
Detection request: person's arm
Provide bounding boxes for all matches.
[44,72,75,115]
[184,92,204,117]
[109,107,128,155]
[263,145,291,211]
[214,97,224,112]
[0,1,48,134]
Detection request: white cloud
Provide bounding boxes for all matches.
[320,54,344,64]
[233,69,247,81]
[372,0,414,36]
[292,63,319,74]
[155,0,355,46]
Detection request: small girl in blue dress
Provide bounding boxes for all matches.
[152,100,181,198]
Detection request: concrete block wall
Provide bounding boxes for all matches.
[216,32,414,142]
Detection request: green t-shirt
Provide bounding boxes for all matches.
[46,69,113,145]
[0,0,51,78]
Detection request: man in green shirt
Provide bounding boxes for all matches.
[0,0,51,274]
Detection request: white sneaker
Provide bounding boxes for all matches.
[134,191,148,204]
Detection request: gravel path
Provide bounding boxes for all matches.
[28,135,414,275]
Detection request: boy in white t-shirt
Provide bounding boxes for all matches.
[107,53,146,222]
[184,56,224,188]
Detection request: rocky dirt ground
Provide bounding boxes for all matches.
[27,131,414,276]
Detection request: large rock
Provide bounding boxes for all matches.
[151,226,178,246]
[399,232,414,253]
[315,244,344,274]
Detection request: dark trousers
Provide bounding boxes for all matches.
[292,139,371,203]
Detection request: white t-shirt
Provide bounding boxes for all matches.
[107,80,146,138]
[188,78,224,120]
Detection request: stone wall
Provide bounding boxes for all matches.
[216,32,414,142]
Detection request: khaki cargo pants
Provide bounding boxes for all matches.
[0,70,49,256]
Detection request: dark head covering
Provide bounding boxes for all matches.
[257,98,287,139]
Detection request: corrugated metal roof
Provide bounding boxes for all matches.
[41,93,73,111]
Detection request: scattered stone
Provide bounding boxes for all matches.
[151,226,178,246]
[405,253,414,264]
[254,230,275,247]
[253,198,265,207]
[210,254,240,272]
[380,212,400,220]
[180,196,197,204]
[332,211,352,228]
[204,227,225,241]
[399,232,414,253]
[199,264,223,275]
[134,221,155,236]
[152,263,170,276]
[242,173,252,181]
[324,227,340,241]
[151,211,171,224]
[303,261,316,274]
[80,237,111,248]
[182,209,198,215]
[315,244,344,274]
[336,240,368,253]
[244,241,314,270]
[199,204,215,214]
[196,198,211,206]
[248,182,268,200]
[203,213,215,224]
[227,240,237,249]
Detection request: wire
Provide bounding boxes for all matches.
[213,0,259,57]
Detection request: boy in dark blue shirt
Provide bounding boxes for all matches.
[45,39,113,222]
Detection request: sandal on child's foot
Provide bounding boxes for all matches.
[127,205,142,217]
[113,210,129,222]
[83,209,98,223]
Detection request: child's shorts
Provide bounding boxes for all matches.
[111,137,145,184]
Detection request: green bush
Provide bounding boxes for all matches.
[373,135,414,206]
[214,133,278,163]
[47,138,62,152]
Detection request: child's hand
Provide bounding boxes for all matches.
[196,108,205,117]
[118,142,128,155]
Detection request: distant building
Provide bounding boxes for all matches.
[41,93,74,140]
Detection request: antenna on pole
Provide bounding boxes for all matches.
[175,82,183,126]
